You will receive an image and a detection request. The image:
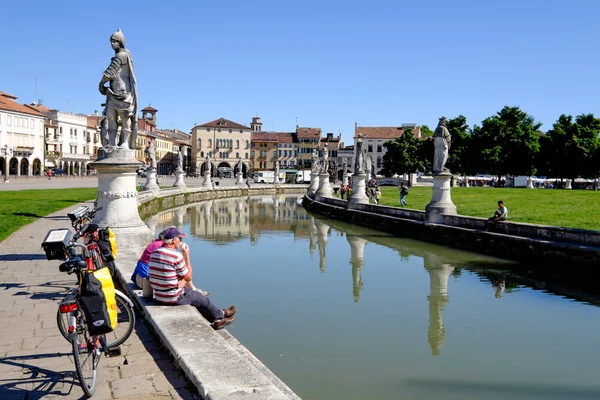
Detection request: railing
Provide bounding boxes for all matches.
[61,153,90,160]
[45,151,62,159]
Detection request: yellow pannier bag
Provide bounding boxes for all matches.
[80,267,118,335]
[107,227,118,258]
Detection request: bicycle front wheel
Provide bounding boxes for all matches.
[57,290,135,348]
[71,314,98,398]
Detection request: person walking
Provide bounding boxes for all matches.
[399,183,408,206]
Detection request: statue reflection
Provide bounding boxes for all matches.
[423,252,455,356]
[314,218,330,274]
[347,235,367,302]
[308,216,318,257]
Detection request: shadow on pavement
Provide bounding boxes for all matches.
[0,352,79,400]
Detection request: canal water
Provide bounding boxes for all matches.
[146,195,600,400]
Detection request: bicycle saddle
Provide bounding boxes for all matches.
[59,259,87,273]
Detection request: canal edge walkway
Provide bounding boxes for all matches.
[0,200,199,399]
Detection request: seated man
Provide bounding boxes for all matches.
[148,227,236,330]
[488,200,508,222]
[133,227,209,296]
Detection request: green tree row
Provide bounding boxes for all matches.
[382,106,600,183]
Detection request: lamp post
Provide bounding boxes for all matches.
[1,145,13,183]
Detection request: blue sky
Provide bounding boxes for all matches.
[1,0,598,139]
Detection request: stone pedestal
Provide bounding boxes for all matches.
[173,169,186,189]
[342,171,349,186]
[347,173,369,206]
[235,172,245,185]
[273,174,281,185]
[425,172,457,223]
[527,177,534,189]
[203,172,213,188]
[308,171,320,198]
[315,172,333,200]
[565,179,572,189]
[91,147,153,248]
[144,167,159,192]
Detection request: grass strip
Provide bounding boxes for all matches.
[0,188,97,243]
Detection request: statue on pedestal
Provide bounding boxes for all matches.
[433,116,451,173]
[236,158,243,175]
[311,149,321,173]
[175,150,183,171]
[354,135,366,174]
[322,145,329,174]
[204,155,212,174]
[98,29,138,150]
[145,139,156,168]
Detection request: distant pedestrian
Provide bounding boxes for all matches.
[374,186,381,204]
[340,184,347,199]
[47,170,52,180]
[399,183,408,206]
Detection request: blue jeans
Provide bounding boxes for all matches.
[400,194,407,206]
[176,288,224,322]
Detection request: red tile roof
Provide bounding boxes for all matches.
[354,126,421,139]
[0,91,17,100]
[141,106,158,112]
[0,93,45,117]
[296,127,321,138]
[252,132,278,142]
[195,118,250,130]
[26,103,54,114]
[276,132,295,143]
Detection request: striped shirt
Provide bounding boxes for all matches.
[148,246,188,304]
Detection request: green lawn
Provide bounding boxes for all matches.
[362,186,600,231]
[0,188,98,243]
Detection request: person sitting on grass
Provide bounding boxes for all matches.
[149,227,236,330]
[488,200,508,222]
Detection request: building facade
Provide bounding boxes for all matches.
[296,127,321,171]
[276,132,298,172]
[0,91,46,177]
[250,132,278,170]
[354,123,421,176]
[191,117,252,177]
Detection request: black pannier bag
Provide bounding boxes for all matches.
[96,227,116,277]
[79,268,117,335]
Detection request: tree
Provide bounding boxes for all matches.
[471,106,541,180]
[382,128,427,178]
[420,125,434,138]
[445,115,473,175]
[541,114,600,182]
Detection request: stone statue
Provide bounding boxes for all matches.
[175,150,183,171]
[205,155,212,174]
[311,149,320,173]
[342,157,347,172]
[98,29,138,150]
[236,158,243,174]
[371,159,376,179]
[145,139,156,168]
[355,137,365,174]
[322,145,329,174]
[275,160,280,176]
[433,116,451,173]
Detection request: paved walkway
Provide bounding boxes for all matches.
[0,201,199,399]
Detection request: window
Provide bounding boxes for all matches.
[198,138,202,148]
[229,129,232,133]
[236,139,239,149]
[368,145,373,152]
[7,115,11,126]
[278,150,282,157]
[377,156,382,168]
[377,145,382,152]
[246,140,249,148]
[251,151,255,157]
[236,152,239,158]
[218,128,221,132]
[24,119,28,128]
[30,119,34,129]
[201,151,204,157]
[251,142,255,147]
[60,126,62,134]
[208,139,212,148]
[245,152,248,158]
[240,130,243,133]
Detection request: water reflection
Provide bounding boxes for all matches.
[147,195,600,360]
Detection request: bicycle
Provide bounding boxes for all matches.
[57,206,135,348]
[56,227,125,397]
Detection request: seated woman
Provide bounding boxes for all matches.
[132,227,208,296]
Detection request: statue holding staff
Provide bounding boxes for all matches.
[98,29,138,150]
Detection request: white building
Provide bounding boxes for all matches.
[353,123,421,176]
[0,91,46,178]
[28,104,92,175]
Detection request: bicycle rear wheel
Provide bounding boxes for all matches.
[58,290,135,348]
[71,312,98,398]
